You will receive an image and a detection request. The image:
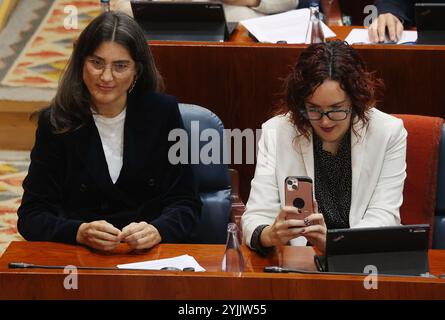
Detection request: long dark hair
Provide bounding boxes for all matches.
[47,11,163,133]
[278,40,384,138]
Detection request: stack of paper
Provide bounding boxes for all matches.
[241,9,336,44]
[345,28,418,45]
[117,254,206,272]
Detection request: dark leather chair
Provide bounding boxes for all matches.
[178,104,244,244]
[434,124,445,249]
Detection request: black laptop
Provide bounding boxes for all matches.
[317,224,430,276]
[415,3,445,45]
[131,0,229,42]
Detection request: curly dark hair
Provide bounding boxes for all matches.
[278,40,384,138]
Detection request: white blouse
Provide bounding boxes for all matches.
[92,108,126,184]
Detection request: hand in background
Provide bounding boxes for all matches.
[121,221,162,250]
[368,13,404,43]
[76,220,122,251]
[260,206,307,247]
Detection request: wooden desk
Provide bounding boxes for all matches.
[148,26,445,200]
[1,242,444,300]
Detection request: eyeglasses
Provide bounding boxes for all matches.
[300,108,352,121]
[85,57,133,77]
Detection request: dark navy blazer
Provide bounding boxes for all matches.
[18,91,201,244]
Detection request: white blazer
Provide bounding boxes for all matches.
[115,0,299,22]
[241,108,407,248]
[225,0,299,22]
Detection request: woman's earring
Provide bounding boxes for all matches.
[128,78,137,93]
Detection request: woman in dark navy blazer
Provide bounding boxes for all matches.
[17,12,201,251]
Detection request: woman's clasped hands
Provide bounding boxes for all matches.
[76,220,161,251]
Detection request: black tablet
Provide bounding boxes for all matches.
[415,3,445,45]
[324,224,430,276]
[131,0,229,42]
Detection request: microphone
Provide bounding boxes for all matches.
[8,262,37,269]
[263,266,438,278]
[9,262,81,270]
[265,265,373,276]
[8,262,196,272]
[264,266,322,274]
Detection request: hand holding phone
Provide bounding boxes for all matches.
[284,176,314,220]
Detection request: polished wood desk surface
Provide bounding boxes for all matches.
[1,242,445,299]
[0,241,315,274]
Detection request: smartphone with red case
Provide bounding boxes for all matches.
[284,176,314,220]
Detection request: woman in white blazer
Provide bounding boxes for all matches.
[241,40,407,254]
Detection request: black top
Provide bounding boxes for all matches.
[17,91,201,244]
[374,0,445,26]
[313,130,351,229]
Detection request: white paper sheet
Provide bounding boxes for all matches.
[345,28,418,45]
[241,9,336,44]
[117,254,206,272]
